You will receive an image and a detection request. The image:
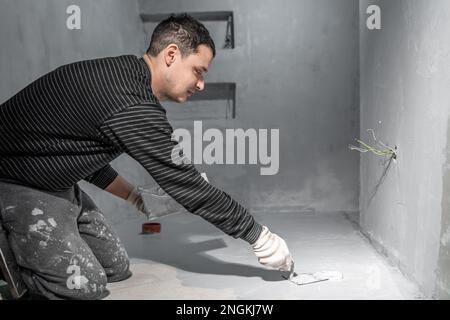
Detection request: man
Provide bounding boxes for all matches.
[0,14,292,300]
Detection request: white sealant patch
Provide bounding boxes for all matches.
[39,241,48,247]
[313,270,344,281]
[29,219,57,247]
[287,270,344,285]
[31,208,44,216]
[47,218,57,228]
[29,219,57,248]
[441,225,450,246]
[29,220,48,232]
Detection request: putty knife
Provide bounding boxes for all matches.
[282,261,332,286]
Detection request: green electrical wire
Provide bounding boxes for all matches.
[348,129,397,159]
[349,139,397,158]
[356,139,394,157]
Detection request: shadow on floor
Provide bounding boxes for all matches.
[127,220,288,282]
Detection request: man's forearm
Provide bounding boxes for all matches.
[104,175,135,200]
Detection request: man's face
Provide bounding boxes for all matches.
[163,44,213,103]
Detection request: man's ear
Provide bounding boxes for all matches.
[163,44,179,67]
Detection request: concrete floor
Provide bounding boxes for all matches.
[104,210,424,300]
[0,210,423,300]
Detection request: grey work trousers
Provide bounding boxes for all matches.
[0,180,131,300]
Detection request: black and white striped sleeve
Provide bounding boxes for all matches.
[83,164,119,189]
[98,104,262,244]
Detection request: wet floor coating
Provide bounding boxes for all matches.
[106,211,424,300]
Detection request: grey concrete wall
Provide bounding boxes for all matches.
[437,115,450,299]
[359,0,450,298]
[140,0,360,213]
[0,0,146,102]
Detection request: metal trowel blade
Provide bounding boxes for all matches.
[282,262,330,286]
[283,273,330,285]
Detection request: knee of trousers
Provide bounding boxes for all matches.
[64,265,109,300]
[21,264,109,300]
[106,255,131,283]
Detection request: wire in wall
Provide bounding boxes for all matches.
[349,129,397,159]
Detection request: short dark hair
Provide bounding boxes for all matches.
[147,13,216,58]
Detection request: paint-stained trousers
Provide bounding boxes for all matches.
[0,180,131,300]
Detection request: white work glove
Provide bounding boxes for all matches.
[126,186,181,220]
[127,174,209,220]
[251,226,293,271]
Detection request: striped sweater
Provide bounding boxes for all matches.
[0,55,262,244]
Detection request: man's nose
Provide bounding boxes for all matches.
[196,79,205,91]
